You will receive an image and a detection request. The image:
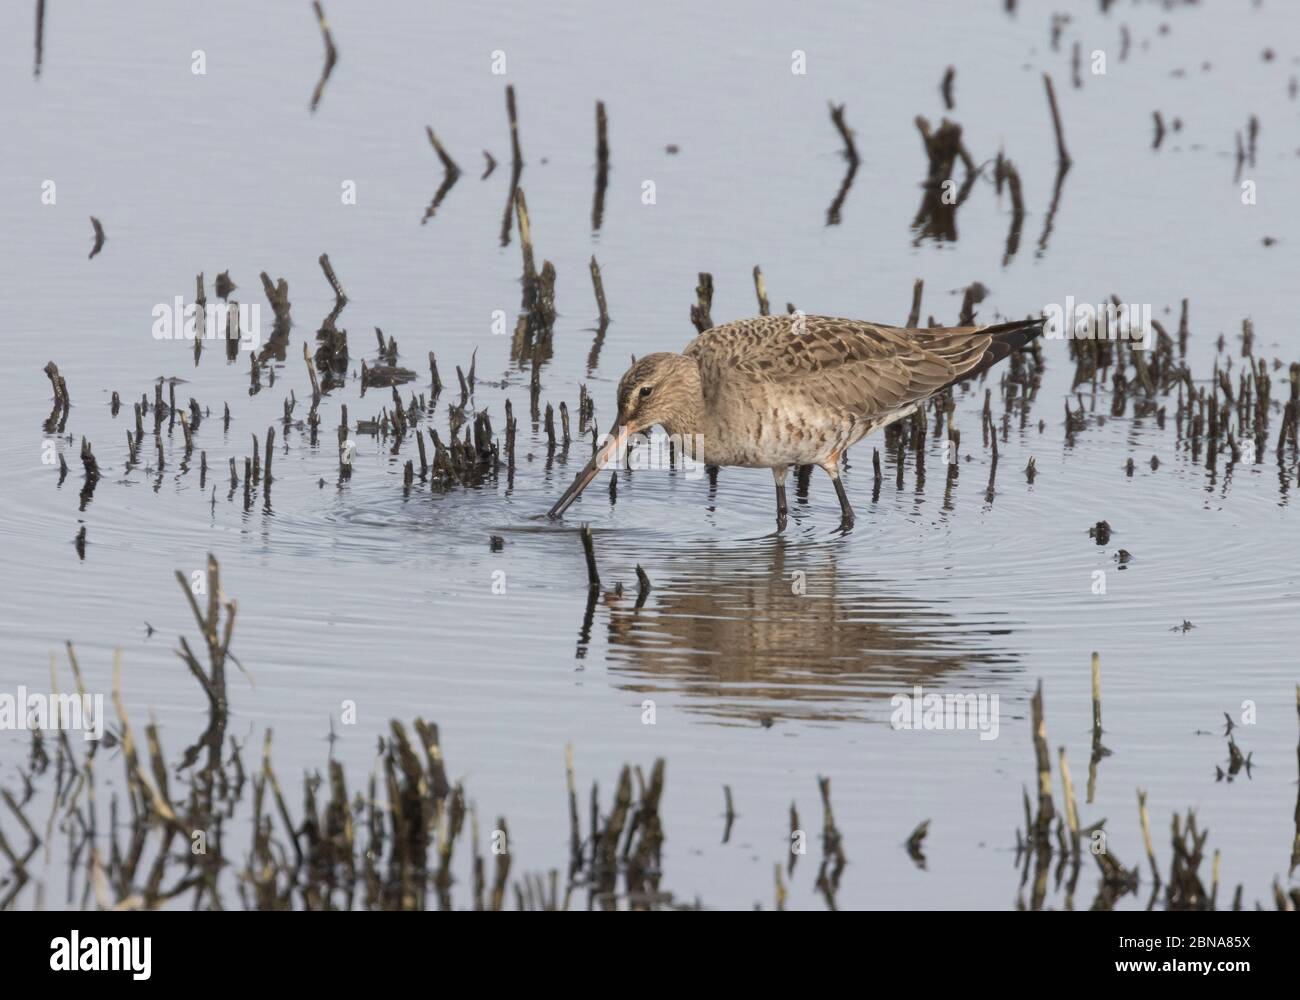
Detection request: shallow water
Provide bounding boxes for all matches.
[1,0,1298,909]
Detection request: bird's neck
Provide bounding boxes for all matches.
[660,360,705,439]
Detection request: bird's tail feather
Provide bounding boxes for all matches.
[982,316,1046,351]
[938,316,1044,393]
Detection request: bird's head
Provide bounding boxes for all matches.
[612,352,702,438]
[548,352,701,518]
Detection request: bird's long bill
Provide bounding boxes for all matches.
[547,421,633,518]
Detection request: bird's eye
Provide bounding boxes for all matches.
[639,386,653,398]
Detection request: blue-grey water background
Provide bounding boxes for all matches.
[1,0,1297,908]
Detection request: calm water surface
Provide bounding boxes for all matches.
[1,0,1298,909]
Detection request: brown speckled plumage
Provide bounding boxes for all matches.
[550,313,1043,525]
[680,314,1038,466]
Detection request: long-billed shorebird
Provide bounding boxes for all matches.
[548,313,1044,527]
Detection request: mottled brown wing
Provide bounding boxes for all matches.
[684,315,1000,421]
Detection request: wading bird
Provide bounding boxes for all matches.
[548,313,1043,528]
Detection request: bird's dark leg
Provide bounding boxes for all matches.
[772,465,789,529]
[821,458,854,527]
[832,477,854,524]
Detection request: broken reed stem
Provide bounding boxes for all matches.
[691,273,714,333]
[304,343,320,401]
[1059,747,1080,853]
[313,2,337,63]
[506,85,522,169]
[43,361,69,409]
[505,399,516,470]
[565,744,581,873]
[1293,685,1300,874]
[828,102,859,164]
[591,102,609,232]
[319,253,347,305]
[579,525,600,590]
[34,0,45,79]
[491,817,510,911]
[110,651,144,817]
[905,820,930,865]
[1005,159,1025,218]
[428,352,443,396]
[309,1,338,113]
[338,403,350,477]
[515,188,537,308]
[1043,73,1072,168]
[1137,788,1160,884]
[753,266,770,316]
[1030,680,1055,842]
[426,126,461,177]
[264,426,275,491]
[1090,651,1103,738]
[594,100,609,165]
[589,256,609,325]
[80,438,100,480]
[906,279,923,328]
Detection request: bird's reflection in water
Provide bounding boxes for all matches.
[597,536,1018,725]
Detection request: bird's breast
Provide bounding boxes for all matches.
[700,385,863,468]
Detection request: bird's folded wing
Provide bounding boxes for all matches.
[685,316,996,419]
